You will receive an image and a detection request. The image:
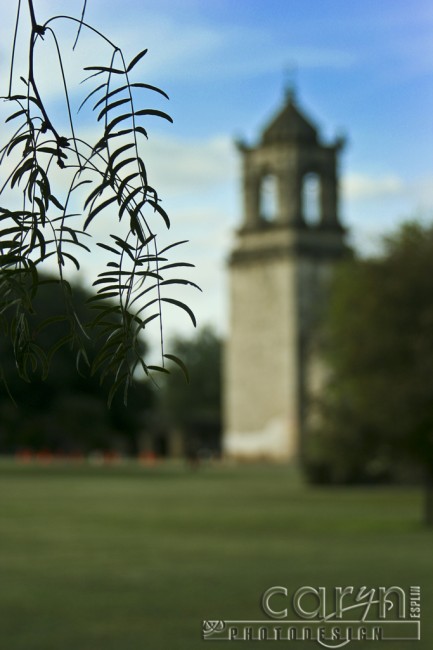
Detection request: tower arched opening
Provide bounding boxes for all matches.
[260,173,278,223]
[302,172,321,227]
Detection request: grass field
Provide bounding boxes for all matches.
[0,460,431,650]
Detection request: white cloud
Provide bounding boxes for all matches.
[411,175,433,210]
[105,17,356,83]
[342,172,406,201]
[142,134,237,198]
[39,3,354,88]
[343,172,433,257]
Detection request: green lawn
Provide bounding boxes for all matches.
[0,461,431,649]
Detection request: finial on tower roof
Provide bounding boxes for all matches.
[284,62,297,101]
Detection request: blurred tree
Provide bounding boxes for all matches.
[0,274,154,455]
[304,221,433,524]
[156,327,222,458]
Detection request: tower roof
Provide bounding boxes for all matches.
[260,91,318,145]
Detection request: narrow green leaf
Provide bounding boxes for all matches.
[159,262,195,271]
[91,349,117,375]
[71,179,92,192]
[34,197,46,226]
[108,373,130,408]
[97,242,121,255]
[48,334,74,361]
[129,198,147,220]
[0,240,21,250]
[97,282,129,294]
[59,251,80,270]
[78,82,107,112]
[135,109,173,123]
[160,279,202,291]
[161,298,196,327]
[5,109,26,123]
[49,194,65,210]
[131,82,169,99]
[93,83,168,111]
[108,143,135,167]
[134,126,148,139]
[61,239,91,253]
[112,157,136,176]
[88,304,119,326]
[76,348,90,373]
[136,312,159,329]
[98,270,134,277]
[0,226,23,237]
[88,291,119,302]
[95,128,134,149]
[119,186,142,219]
[11,158,34,188]
[84,195,118,230]
[36,167,51,208]
[83,65,125,75]
[8,94,42,109]
[137,158,148,186]
[97,97,130,121]
[110,235,134,251]
[118,172,139,197]
[164,353,189,383]
[93,277,120,287]
[105,112,133,134]
[27,167,39,202]
[83,181,109,210]
[147,365,169,374]
[7,132,30,155]
[159,240,189,254]
[147,199,170,228]
[130,212,146,245]
[37,147,67,158]
[126,48,148,72]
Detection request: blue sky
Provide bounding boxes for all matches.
[1,0,432,346]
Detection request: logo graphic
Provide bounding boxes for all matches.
[203,585,421,647]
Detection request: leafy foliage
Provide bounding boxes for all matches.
[0,274,154,455]
[304,221,433,485]
[0,1,198,403]
[156,327,222,454]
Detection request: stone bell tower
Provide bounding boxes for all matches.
[224,89,347,461]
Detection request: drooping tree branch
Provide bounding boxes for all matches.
[0,0,197,403]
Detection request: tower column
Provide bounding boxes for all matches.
[279,173,302,226]
[242,173,261,229]
[319,147,342,228]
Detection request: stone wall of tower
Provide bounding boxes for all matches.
[224,235,300,460]
[224,227,345,461]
